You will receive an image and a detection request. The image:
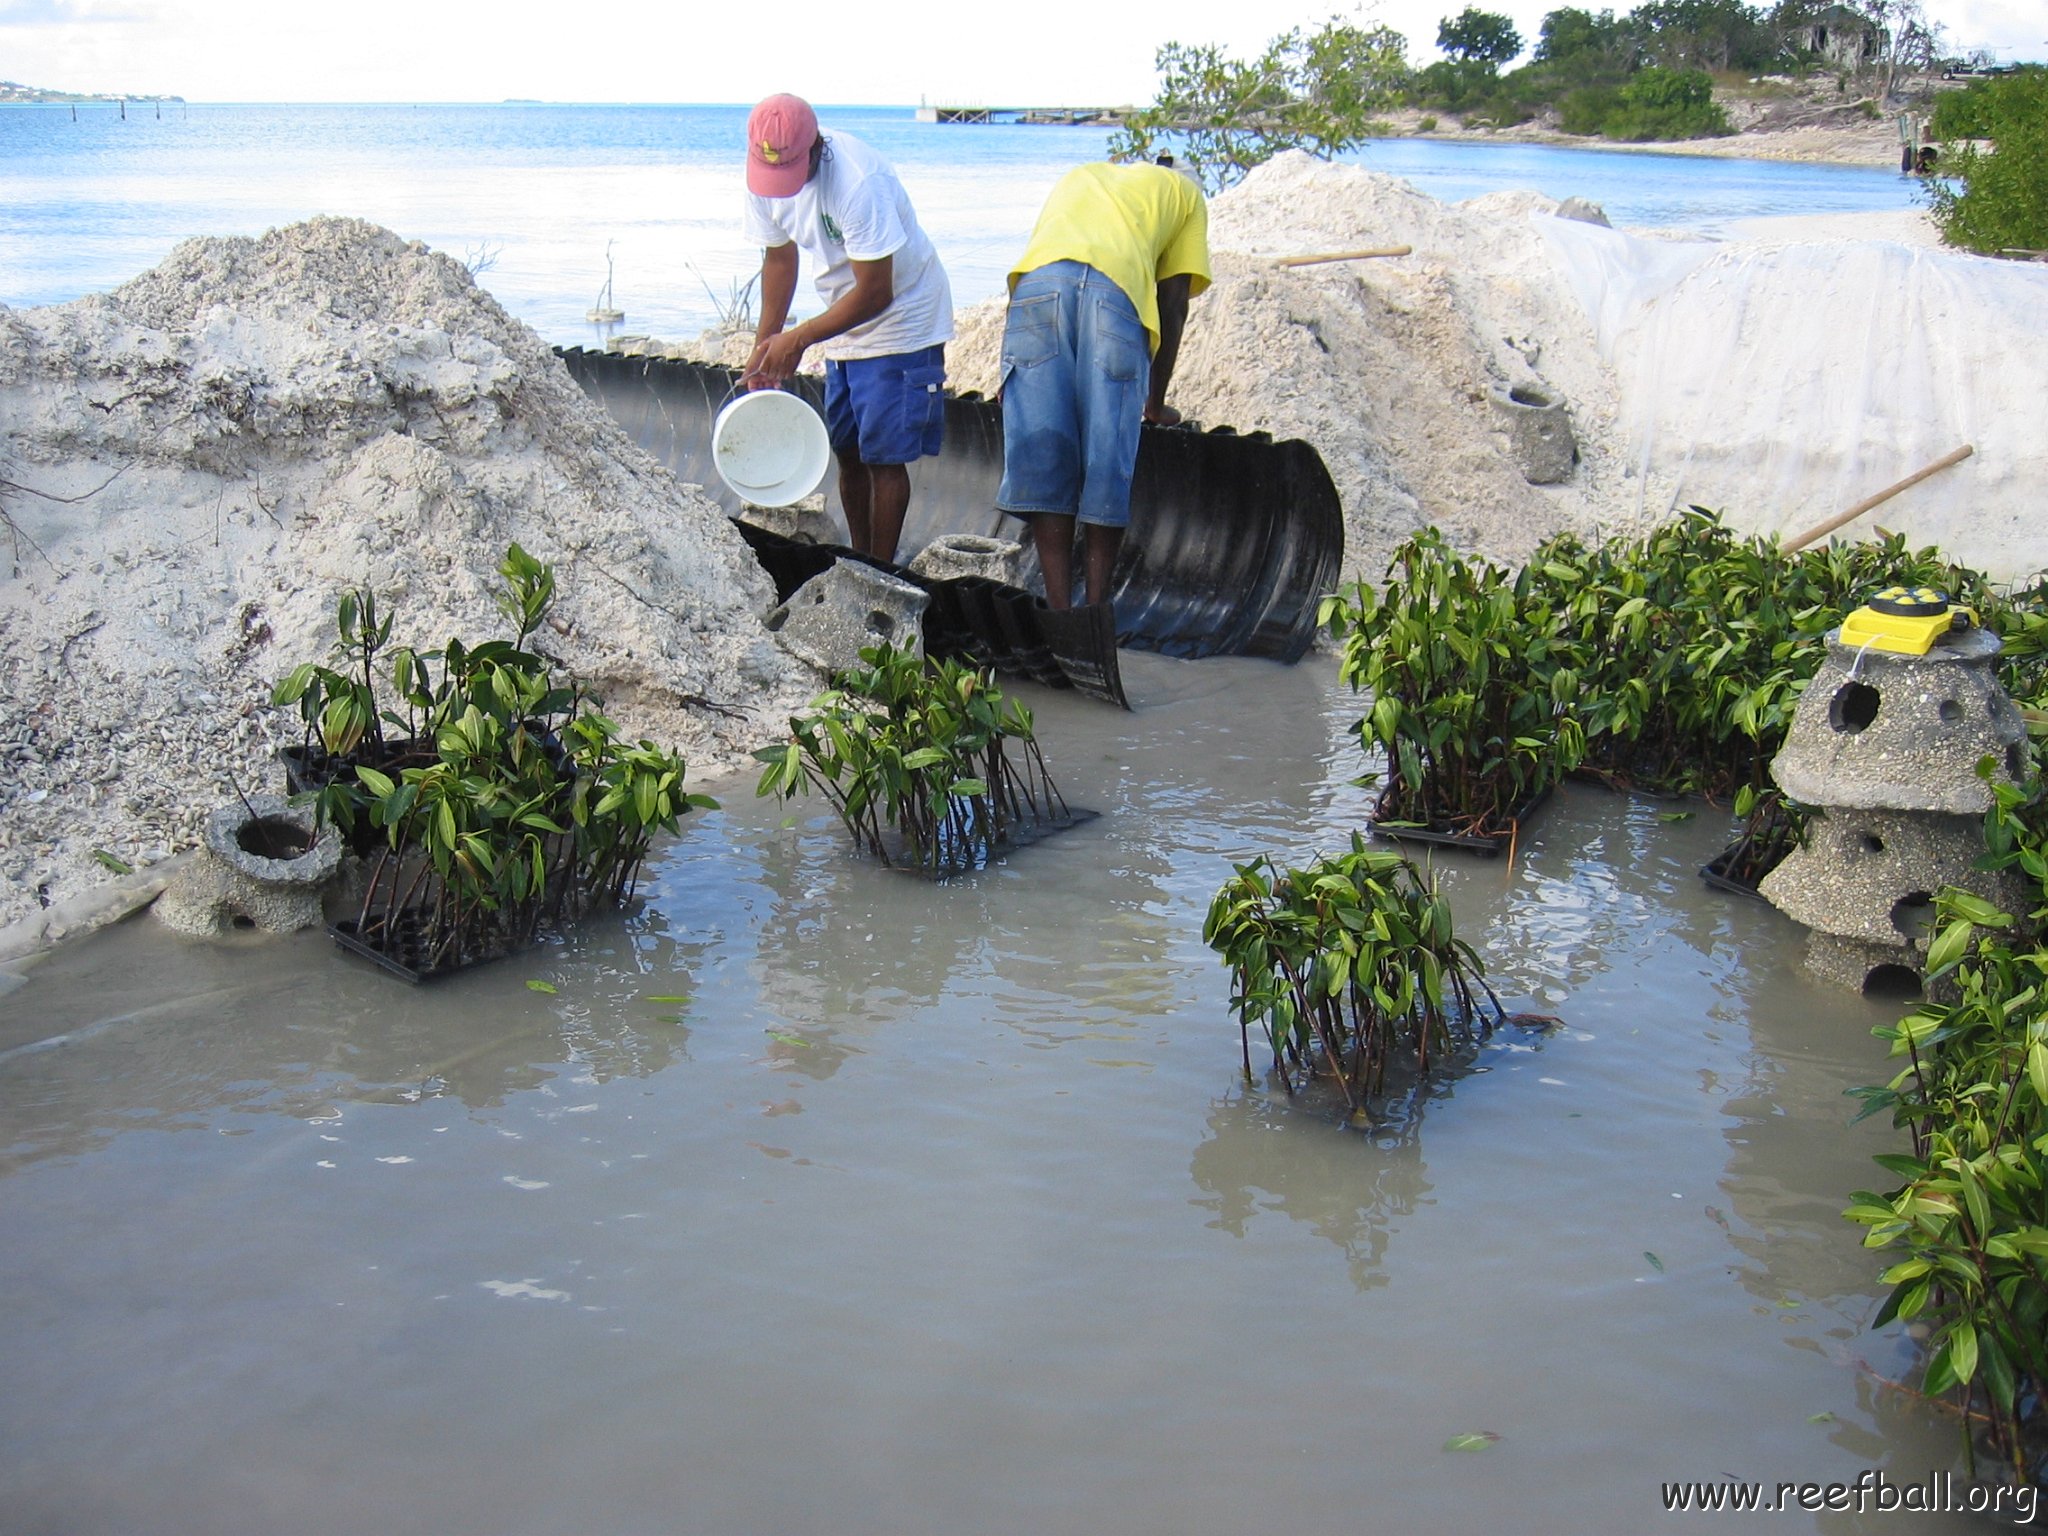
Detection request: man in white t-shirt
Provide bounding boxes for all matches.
[741,94,954,564]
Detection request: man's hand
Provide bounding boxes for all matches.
[744,326,808,389]
[1142,402,1182,427]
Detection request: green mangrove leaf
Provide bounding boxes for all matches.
[1443,1432,1500,1452]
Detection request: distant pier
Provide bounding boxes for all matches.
[915,103,1130,126]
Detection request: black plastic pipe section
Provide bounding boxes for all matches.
[556,350,1343,665]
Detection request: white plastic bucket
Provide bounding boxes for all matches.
[710,389,831,507]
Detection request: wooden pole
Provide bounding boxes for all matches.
[1276,246,1413,267]
[1779,444,1975,553]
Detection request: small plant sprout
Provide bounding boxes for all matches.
[587,240,624,324]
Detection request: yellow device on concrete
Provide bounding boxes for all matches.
[1838,586,1979,656]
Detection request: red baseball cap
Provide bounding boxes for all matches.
[746,94,819,198]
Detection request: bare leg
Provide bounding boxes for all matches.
[1031,513,1078,610]
[1082,524,1124,608]
[865,464,910,565]
[838,456,872,554]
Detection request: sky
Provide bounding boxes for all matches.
[1,0,2040,103]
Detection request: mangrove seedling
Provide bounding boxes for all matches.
[281,545,714,975]
[754,641,1068,873]
[1204,835,1504,1112]
[1322,528,1582,840]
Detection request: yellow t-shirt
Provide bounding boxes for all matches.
[1009,163,1212,355]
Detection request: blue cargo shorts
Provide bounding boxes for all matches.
[822,343,947,466]
[995,260,1149,530]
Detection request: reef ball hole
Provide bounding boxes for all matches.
[1860,833,1886,855]
[1508,385,1552,408]
[2011,745,2028,779]
[866,611,897,637]
[1829,681,1882,734]
[1939,698,1963,724]
[764,607,789,633]
[1891,890,1935,942]
[229,914,257,931]
[237,816,312,860]
[1864,963,1923,1001]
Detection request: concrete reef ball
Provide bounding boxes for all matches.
[1487,380,1577,485]
[1771,625,2029,813]
[907,534,1025,587]
[154,793,344,937]
[739,492,836,545]
[1762,622,2030,992]
[765,559,931,674]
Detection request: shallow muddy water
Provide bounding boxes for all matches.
[0,654,2003,1534]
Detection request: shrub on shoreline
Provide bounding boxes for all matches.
[1927,70,2048,255]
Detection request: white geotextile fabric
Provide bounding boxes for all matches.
[1536,216,2048,584]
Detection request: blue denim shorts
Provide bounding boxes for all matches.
[822,343,947,466]
[995,261,1148,529]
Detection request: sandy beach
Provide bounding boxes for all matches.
[1384,102,1911,171]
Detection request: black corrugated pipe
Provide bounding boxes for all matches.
[556,351,1344,666]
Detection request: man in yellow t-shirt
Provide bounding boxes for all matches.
[996,161,1211,610]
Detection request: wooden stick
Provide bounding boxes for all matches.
[1276,245,1413,267]
[1780,444,1975,553]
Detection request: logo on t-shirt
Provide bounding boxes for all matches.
[822,214,843,244]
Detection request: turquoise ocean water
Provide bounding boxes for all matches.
[2,101,1924,348]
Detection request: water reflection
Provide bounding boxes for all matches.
[1190,1068,1469,1293]
[1458,786,1760,1006]
[0,900,709,1177]
[1706,889,1946,1432]
[714,814,986,1069]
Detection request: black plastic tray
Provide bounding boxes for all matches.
[1699,845,1771,902]
[330,913,524,984]
[1370,788,1551,858]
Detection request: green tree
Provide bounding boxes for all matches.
[1111,17,1412,192]
[1604,65,1734,137]
[1631,0,1777,72]
[1534,5,1635,63]
[1416,57,1515,114]
[1927,70,2048,255]
[1437,7,1524,64]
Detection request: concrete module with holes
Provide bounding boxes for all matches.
[1761,615,2031,992]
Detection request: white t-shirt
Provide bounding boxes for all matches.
[742,129,954,362]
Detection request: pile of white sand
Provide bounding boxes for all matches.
[0,217,808,937]
[948,153,2046,587]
